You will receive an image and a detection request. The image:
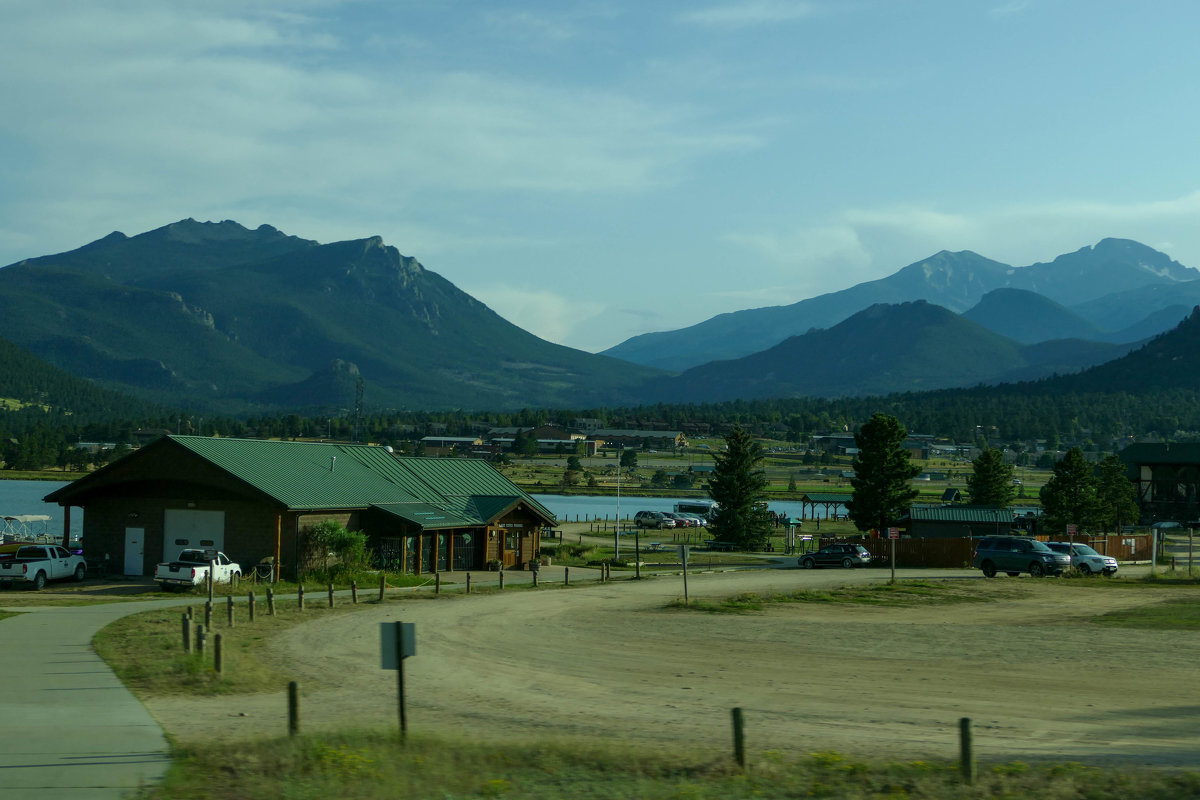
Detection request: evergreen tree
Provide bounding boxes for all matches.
[1039,447,1102,535]
[707,425,773,550]
[966,448,1015,507]
[1095,454,1140,533]
[846,413,920,533]
[620,449,638,469]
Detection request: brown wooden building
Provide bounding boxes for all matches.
[43,436,555,578]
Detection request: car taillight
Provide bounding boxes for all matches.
[22,564,28,575]
[191,568,197,579]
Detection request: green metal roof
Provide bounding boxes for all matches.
[51,436,555,529]
[800,493,853,503]
[906,505,1012,523]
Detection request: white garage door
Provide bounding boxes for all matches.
[163,510,226,557]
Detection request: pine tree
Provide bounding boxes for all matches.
[966,448,1015,507]
[1039,447,1102,535]
[1095,454,1139,533]
[846,413,920,533]
[708,425,773,550]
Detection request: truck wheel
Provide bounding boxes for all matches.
[33,571,46,590]
[74,564,86,582]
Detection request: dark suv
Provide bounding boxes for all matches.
[972,536,1070,578]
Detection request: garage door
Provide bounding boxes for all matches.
[163,510,226,558]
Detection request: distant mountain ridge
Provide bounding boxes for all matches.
[639,300,1138,403]
[0,219,663,412]
[603,238,1199,371]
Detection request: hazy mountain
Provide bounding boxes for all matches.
[603,238,1199,371]
[1044,306,1200,394]
[963,289,1104,344]
[639,301,1136,404]
[0,219,663,412]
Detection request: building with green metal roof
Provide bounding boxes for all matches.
[44,435,555,579]
[901,505,1014,538]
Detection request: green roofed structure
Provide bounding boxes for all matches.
[44,435,555,579]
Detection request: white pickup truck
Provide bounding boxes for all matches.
[0,545,87,590]
[155,549,241,591]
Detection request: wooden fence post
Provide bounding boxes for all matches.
[204,601,212,629]
[181,614,192,654]
[288,681,300,737]
[351,581,358,604]
[195,623,206,655]
[466,573,471,593]
[227,595,235,627]
[379,573,386,602]
[960,717,975,784]
[267,587,276,616]
[298,584,305,611]
[214,633,224,676]
[248,591,256,622]
[564,566,569,586]
[328,583,335,608]
[435,572,441,594]
[499,571,505,590]
[732,707,746,769]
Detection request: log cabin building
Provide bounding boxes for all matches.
[43,435,555,578]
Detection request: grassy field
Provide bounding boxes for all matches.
[146,732,1200,799]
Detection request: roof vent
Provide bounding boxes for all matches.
[330,455,336,472]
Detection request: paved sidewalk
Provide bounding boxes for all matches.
[0,600,182,799]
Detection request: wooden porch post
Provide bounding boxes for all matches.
[447,532,455,572]
[61,506,71,548]
[274,513,282,584]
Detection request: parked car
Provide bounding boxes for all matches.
[972,536,1070,577]
[1045,542,1119,576]
[0,544,87,589]
[634,511,675,529]
[679,513,708,527]
[663,512,695,527]
[798,543,872,569]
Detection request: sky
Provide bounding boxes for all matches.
[3,1,1200,354]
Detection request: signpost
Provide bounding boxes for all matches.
[887,527,899,583]
[381,621,417,736]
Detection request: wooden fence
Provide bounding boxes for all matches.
[851,534,1154,569]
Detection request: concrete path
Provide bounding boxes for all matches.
[0,599,184,799]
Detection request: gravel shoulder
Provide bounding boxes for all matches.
[141,566,1200,768]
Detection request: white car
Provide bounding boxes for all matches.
[1045,542,1119,576]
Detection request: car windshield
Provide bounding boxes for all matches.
[1072,544,1101,557]
[1028,541,1054,553]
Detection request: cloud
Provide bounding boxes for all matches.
[678,1,819,28]
[465,285,606,346]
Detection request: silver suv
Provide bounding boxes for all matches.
[634,511,675,529]
[1045,542,1119,576]
[972,536,1070,578]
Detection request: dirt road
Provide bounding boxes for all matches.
[145,566,1200,767]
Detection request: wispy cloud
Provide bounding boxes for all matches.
[678,1,819,29]
[466,285,607,345]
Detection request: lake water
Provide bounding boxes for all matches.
[532,494,843,522]
[0,480,80,541]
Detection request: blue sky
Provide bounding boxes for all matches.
[3,1,1199,353]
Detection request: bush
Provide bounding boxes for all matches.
[301,520,373,581]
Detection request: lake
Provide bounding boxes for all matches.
[0,479,80,541]
[531,494,843,522]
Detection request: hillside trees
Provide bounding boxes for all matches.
[707,424,773,550]
[966,448,1015,506]
[846,413,920,533]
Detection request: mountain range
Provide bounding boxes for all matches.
[602,239,1200,371]
[1,220,1198,414]
[0,219,659,413]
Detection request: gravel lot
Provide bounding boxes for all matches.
[142,564,1200,768]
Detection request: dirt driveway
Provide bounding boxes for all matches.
[144,566,1200,767]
